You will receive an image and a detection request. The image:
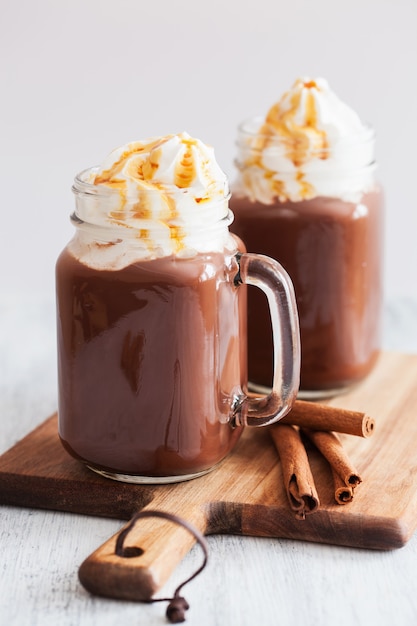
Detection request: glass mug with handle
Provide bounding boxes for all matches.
[56,133,300,484]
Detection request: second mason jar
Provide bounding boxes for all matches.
[230,78,384,398]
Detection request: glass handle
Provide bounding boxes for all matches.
[233,252,300,427]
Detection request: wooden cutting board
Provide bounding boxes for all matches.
[1,352,417,598]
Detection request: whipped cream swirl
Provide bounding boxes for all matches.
[71,133,232,268]
[235,78,376,204]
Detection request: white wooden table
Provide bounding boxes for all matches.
[1,294,417,626]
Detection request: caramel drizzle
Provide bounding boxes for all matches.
[244,80,330,200]
[93,139,166,185]
[260,79,329,167]
[96,140,165,222]
[174,137,197,189]
[92,134,215,251]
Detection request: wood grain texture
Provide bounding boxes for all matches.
[2,294,417,626]
[1,351,417,561]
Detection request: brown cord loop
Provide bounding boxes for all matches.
[115,509,209,623]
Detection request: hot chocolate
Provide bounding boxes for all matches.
[56,132,300,482]
[230,78,384,396]
[57,246,245,477]
[231,190,383,391]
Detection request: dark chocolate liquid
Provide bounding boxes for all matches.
[56,247,246,477]
[230,190,383,391]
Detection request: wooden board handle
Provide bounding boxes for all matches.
[78,504,208,601]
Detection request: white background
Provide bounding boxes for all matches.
[1,0,416,299]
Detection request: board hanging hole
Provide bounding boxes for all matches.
[114,509,209,622]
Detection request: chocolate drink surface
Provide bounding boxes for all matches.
[56,248,245,477]
[230,189,383,391]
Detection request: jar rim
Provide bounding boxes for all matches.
[71,207,235,229]
[71,165,233,239]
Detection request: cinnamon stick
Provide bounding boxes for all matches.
[332,469,354,505]
[281,400,375,438]
[302,429,362,490]
[270,424,319,520]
